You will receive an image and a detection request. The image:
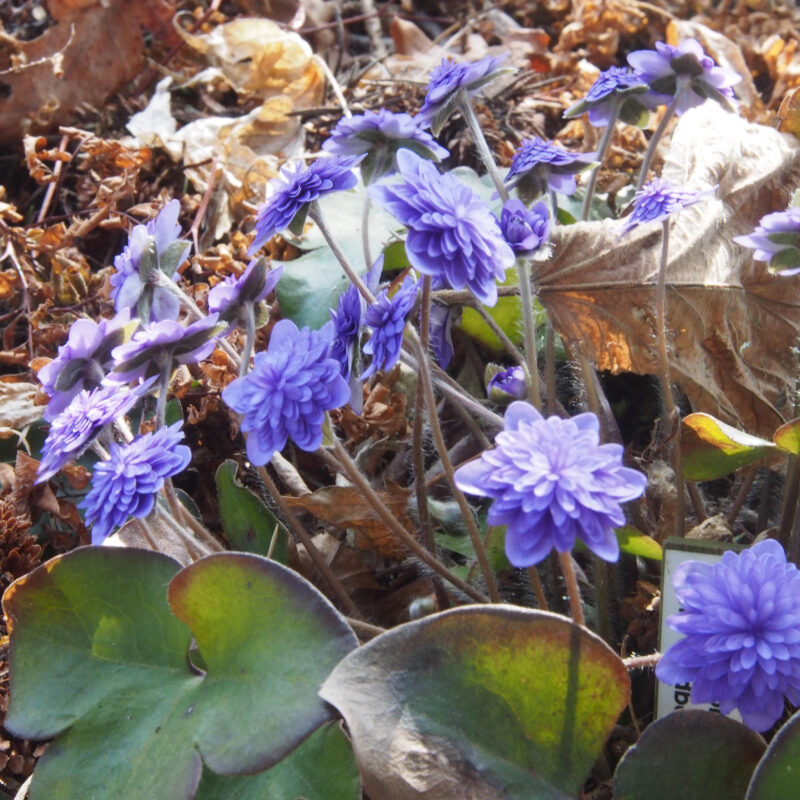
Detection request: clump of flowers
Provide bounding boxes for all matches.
[627,38,741,115]
[504,138,598,204]
[564,66,652,127]
[110,199,191,323]
[454,402,647,566]
[416,54,509,134]
[323,109,448,184]
[249,156,360,254]
[361,275,418,380]
[222,319,349,465]
[621,178,706,236]
[734,207,800,275]
[656,539,800,732]
[80,422,191,544]
[36,310,132,421]
[371,149,514,307]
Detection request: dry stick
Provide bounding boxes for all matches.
[410,332,501,602]
[413,277,436,552]
[726,465,758,527]
[655,221,686,535]
[346,616,385,641]
[558,550,586,626]
[331,438,489,603]
[256,464,361,617]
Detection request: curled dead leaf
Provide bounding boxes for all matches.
[537,103,800,436]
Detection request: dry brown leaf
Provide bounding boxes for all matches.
[0,382,42,440]
[537,103,800,437]
[284,485,414,560]
[0,0,177,142]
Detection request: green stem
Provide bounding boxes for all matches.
[516,257,542,410]
[635,82,688,192]
[655,220,685,535]
[581,104,621,221]
[410,330,501,602]
[459,93,509,202]
[331,437,489,603]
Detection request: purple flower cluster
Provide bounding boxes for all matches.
[417,54,509,134]
[222,319,349,465]
[627,38,740,115]
[621,178,706,236]
[80,422,191,544]
[454,402,647,566]
[734,207,800,275]
[499,199,550,255]
[249,156,360,254]
[110,199,190,323]
[505,138,597,203]
[656,539,800,732]
[323,109,448,184]
[361,276,418,380]
[371,150,514,306]
[330,283,364,381]
[564,66,652,127]
[37,310,131,421]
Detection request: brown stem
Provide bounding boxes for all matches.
[558,551,585,626]
[527,565,549,611]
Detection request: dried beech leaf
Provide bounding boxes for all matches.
[0,383,43,439]
[285,485,413,560]
[537,104,800,436]
[0,0,177,142]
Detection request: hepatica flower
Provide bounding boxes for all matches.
[36,382,148,483]
[621,178,705,236]
[564,66,653,127]
[249,156,360,254]
[505,138,598,204]
[323,109,448,184]
[454,402,647,566]
[330,283,364,381]
[80,422,191,544]
[110,315,220,383]
[110,199,190,323]
[499,199,550,255]
[734,207,800,275]
[37,309,132,421]
[361,275,418,380]
[417,53,510,134]
[208,258,283,328]
[222,319,349,465]
[488,365,527,400]
[627,38,740,115]
[656,539,800,732]
[371,149,514,306]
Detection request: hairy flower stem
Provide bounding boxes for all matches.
[558,550,585,626]
[623,653,660,670]
[413,276,435,552]
[309,204,376,304]
[656,221,686,534]
[545,321,556,415]
[527,565,549,610]
[410,331,501,602]
[635,82,688,192]
[240,304,256,377]
[517,257,543,410]
[257,463,361,617]
[362,195,373,269]
[779,455,800,558]
[470,302,525,365]
[331,438,489,603]
[459,93,509,202]
[155,363,171,430]
[580,106,621,221]
[162,479,223,553]
[135,515,160,550]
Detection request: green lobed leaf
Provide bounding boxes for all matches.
[215,460,287,561]
[194,721,360,800]
[746,709,800,799]
[614,710,765,800]
[320,606,630,800]
[4,548,358,799]
[773,417,800,455]
[682,412,776,481]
